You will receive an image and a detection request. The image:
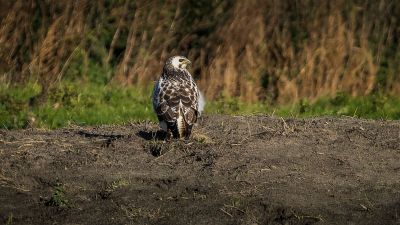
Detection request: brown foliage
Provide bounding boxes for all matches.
[0,0,399,103]
[0,0,87,100]
[199,0,400,103]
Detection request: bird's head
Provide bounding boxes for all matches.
[164,56,191,72]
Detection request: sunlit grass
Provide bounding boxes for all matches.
[1,82,400,129]
[35,83,156,128]
[206,93,400,120]
[0,82,156,129]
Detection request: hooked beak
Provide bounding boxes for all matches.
[184,59,191,68]
[182,59,192,68]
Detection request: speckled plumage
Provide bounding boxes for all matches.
[152,56,204,139]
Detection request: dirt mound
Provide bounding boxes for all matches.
[1,115,399,225]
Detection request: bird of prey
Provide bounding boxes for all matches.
[152,56,204,140]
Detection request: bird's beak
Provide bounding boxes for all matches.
[184,59,191,67]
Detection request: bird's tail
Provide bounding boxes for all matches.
[177,107,186,139]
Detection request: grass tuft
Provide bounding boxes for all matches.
[44,186,69,208]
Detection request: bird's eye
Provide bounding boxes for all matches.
[178,59,184,62]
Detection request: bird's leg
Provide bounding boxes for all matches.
[184,133,191,141]
[165,129,173,142]
[183,126,193,145]
[184,125,193,140]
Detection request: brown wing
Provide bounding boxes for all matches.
[179,81,199,125]
[152,77,199,124]
[152,78,178,123]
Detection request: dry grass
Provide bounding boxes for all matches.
[0,0,399,104]
[200,0,399,103]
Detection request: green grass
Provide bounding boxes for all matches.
[279,93,400,119]
[44,185,69,208]
[207,93,400,120]
[1,82,400,129]
[0,82,156,129]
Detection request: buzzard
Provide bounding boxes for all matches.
[152,56,204,140]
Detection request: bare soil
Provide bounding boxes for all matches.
[1,115,399,225]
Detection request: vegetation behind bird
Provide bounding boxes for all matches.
[1,0,400,128]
